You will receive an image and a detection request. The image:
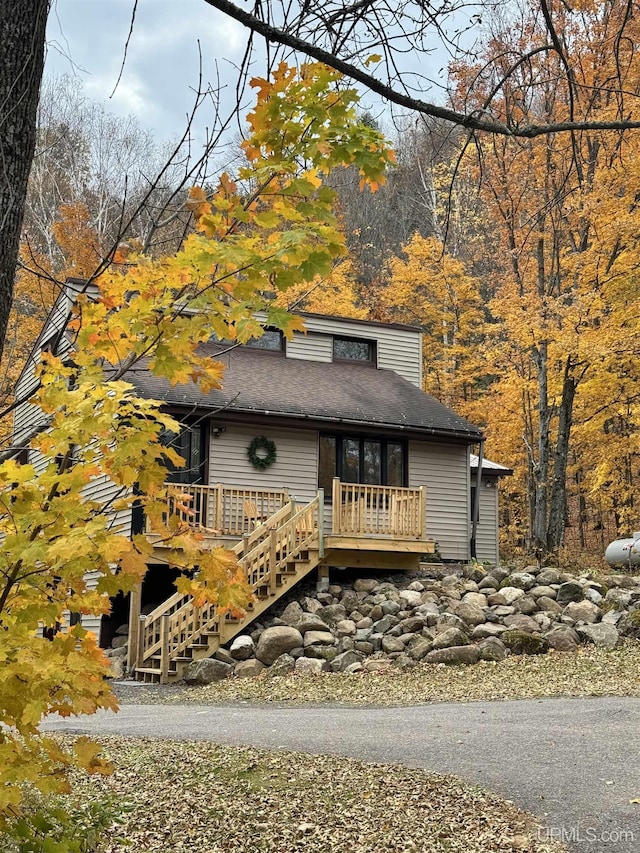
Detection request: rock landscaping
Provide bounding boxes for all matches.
[168,562,640,684]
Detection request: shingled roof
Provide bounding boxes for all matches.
[126,343,483,442]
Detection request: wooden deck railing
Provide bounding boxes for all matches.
[331,478,425,539]
[135,493,322,680]
[150,484,290,536]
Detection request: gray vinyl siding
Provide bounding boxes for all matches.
[209,423,319,506]
[256,312,423,386]
[286,332,332,362]
[475,482,499,566]
[409,441,470,560]
[299,315,422,387]
[13,281,82,450]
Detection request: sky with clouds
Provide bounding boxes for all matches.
[45,0,457,147]
[46,0,252,143]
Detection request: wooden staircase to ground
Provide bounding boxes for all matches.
[134,495,322,683]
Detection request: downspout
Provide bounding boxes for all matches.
[470,439,485,560]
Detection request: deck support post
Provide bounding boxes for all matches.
[316,563,329,592]
[214,484,224,533]
[332,477,340,534]
[127,582,142,673]
[269,527,278,594]
[419,486,426,539]
[159,614,170,684]
[136,615,146,672]
[317,488,325,558]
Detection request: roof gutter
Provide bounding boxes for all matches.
[164,400,484,443]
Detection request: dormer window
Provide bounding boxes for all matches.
[332,336,375,364]
[246,328,284,352]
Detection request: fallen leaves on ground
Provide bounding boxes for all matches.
[60,737,566,853]
[115,644,640,708]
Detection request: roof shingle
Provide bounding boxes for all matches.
[126,344,483,442]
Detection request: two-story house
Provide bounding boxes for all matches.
[14,280,509,682]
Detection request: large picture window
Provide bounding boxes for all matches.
[318,434,406,495]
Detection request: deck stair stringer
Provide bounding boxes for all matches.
[135,494,322,683]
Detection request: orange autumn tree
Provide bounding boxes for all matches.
[450,0,640,555]
[1,204,102,410]
[383,234,485,410]
[275,258,367,318]
[0,62,394,827]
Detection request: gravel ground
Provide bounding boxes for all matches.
[51,736,566,853]
[111,644,640,707]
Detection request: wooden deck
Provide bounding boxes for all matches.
[134,480,435,682]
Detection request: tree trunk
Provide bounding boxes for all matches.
[0,0,49,359]
[532,339,550,551]
[547,362,577,552]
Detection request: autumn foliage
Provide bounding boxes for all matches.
[0,63,393,823]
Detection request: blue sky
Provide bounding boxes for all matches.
[46,0,250,142]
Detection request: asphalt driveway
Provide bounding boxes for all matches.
[43,696,640,852]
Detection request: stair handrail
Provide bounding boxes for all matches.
[136,496,319,673]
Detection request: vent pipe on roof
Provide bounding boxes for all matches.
[470,439,484,560]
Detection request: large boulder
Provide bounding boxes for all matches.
[381,636,405,654]
[399,589,423,608]
[408,639,433,660]
[234,658,265,678]
[537,596,562,614]
[330,650,364,672]
[503,613,541,633]
[451,602,486,626]
[425,645,480,665]
[296,613,330,633]
[373,615,400,634]
[576,624,620,649]
[256,626,303,665]
[303,630,334,647]
[500,587,526,605]
[477,637,508,661]
[505,572,537,591]
[267,653,296,677]
[295,657,328,674]
[335,619,357,636]
[304,645,338,661]
[436,613,468,634]
[545,627,580,652]
[605,589,633,609]
[517,595,539,614]
[530,585,557,599]
[563,600,601,625]
[537,568,563,586]
[472,622,506,639]
[461,592,488,608]
[501,630,549,656]
[280,601,304,626]
[319,603,347,627]
[229,635,255,661]
[340,590,360,613]
[431,627,470,650]
[184,658,233,684]
[556,581,584,604]
[381,599,402,616]
[354,578,378,593]
[616,610,640,639]
[398,616,425,633]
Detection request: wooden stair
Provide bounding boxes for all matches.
[134,495,323,683]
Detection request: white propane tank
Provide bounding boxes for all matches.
[605,531,640,568]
